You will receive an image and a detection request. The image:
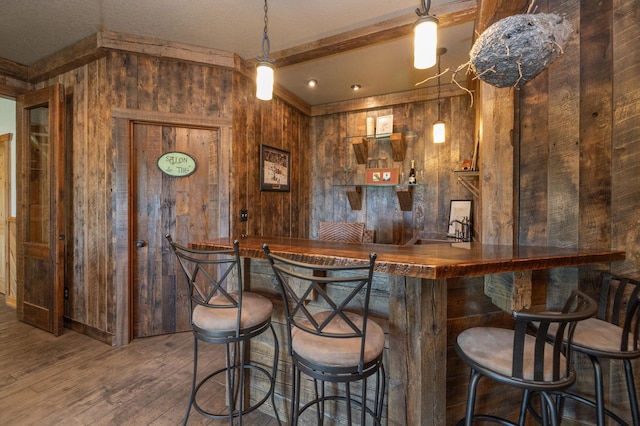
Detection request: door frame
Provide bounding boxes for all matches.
[111,108,232,345]
[16,84,66,335]
[0,133,12,299]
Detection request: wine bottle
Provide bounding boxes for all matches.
[408,160,416,184]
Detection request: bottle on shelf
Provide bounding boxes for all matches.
[408,160,416,184]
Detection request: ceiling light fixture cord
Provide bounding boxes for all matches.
[437,52,441,119]
[416,0,432,16]
[257,0,273,63]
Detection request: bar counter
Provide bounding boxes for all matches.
[192,236,625,425]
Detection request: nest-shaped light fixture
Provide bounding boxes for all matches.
[414,0,439,69]
[256,0,275,100]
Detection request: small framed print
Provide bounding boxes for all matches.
[375,115,393,137]
[447,200,472,237]
[260,144,290,192]
[366,168,399,185]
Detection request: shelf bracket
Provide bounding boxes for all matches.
[454,170,480,198]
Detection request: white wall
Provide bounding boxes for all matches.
[0,98,16,216]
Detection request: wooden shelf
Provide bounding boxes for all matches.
[454,170,480,198]
[348,133,405,164]
[339,184,415,211]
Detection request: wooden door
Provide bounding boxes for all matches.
[16,84,66,335]
[0,133,10,297]
[132,123,220,338]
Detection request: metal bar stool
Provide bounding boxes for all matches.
[166,235,281,426]
[549,273,640,425]
[455,290,598,426]
[263,244,385,425]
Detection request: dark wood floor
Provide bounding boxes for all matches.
[0,295,280,425]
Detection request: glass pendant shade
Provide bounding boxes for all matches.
[433,120,445,143]
[256,62,274,101]
[413,16,438,69]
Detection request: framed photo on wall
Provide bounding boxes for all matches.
[447,200,472,237]
[260,145,290,192]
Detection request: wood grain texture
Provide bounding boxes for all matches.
[193,236,625,280]
[310,93,475,245]
[0,295,279,425]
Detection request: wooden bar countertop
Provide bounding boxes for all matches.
[192,235,625,425]
[192,235,626,280]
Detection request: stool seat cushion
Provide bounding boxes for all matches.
[457,327,567,381]
[550,317,639,357]
[291,311,385,367]
[192,292,273,332]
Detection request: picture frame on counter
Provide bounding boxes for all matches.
[366,167,399,185]
[260,144,290,192]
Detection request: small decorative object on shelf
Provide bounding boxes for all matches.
[408,160,417,184]
[376,115,393,137]
[366,117,375,138]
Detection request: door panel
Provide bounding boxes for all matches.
[16,84,65,335]
[132,123,219,338]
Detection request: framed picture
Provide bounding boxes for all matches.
[447,200,472,237]
[366,168,399,185]
[375,115,393,137]
[260,145,290,192]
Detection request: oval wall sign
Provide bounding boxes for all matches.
[157,151,197,177]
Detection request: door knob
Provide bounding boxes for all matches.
[136,240,147,248]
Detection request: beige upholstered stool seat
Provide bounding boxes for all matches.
[568,317,638,357]
[292,311,385,367]
[457,327,568,382]
[193,292,273,332]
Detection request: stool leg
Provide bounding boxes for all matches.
[268,325,282,425]
[590,356,606,426]
[361,375,368,426]
[292,365,301,426]
[623,359,640,426]
[184,336,198,425]
[463,368,482,426]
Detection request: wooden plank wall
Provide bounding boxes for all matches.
[28,51,308,343]
[232,72,310,240]
[515,0,640,422]
[309,91,475,245]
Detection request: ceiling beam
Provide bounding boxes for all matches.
[244,0,477,69]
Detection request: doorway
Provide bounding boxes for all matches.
[131,122,224,338]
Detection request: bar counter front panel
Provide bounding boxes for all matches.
[192,236,625,425]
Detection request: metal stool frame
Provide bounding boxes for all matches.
[455,290,598,426]
[263,244,385,425]
[166,235,281,426]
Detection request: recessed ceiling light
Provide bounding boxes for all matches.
[351,84,362,91]
[307,79,318,87]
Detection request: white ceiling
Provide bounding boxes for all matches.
[0,0,476,106]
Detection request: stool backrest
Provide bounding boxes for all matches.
[263,244,377,371]
[165,234,242,332]
[511,290,597,383]
[598,272,640,351]
[318,221,365,243]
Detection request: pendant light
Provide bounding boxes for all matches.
[433,48,446,144]
[256,0,275,101]
[413,0,439,69]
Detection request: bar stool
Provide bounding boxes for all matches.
[263,244,385,425]
[549,273,640,425]
[455,290,597,426]
[166,235,280,426]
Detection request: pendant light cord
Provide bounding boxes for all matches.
[437,52,441,120]
[258,0,273,63]
[416,0,432,16]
